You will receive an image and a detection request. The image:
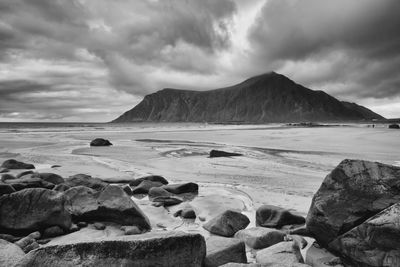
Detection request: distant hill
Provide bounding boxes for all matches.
[112,72,384,123]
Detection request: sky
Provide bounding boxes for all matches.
[0,0,399,122]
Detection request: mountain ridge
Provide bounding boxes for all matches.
[112,72,384,123]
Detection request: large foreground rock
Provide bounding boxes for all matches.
[1,159,35,169]
[64,185,151,230]
[329,202,400,267]
[203,210,250,237]
[306,159,400,247]
[256,241,304,266]
[256,205,305,228]
[235,227,285,249]
[0,239,25,267]
[205,236,246,267]
[18,231,206,267]
[0,188,71,234]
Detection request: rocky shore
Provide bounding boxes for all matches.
[1,150,400,266]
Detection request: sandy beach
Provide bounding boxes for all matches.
[1,123,398,219]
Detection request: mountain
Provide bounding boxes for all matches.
[112,72,384,123]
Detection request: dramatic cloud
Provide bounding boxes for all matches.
[0,0,399,121]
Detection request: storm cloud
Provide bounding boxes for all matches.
[0,0,399,121]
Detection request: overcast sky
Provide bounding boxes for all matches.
[0,0,399,122]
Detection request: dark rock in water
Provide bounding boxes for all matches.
[18,231,206,267]
[90,138,113,146]
[203,210,250,237]
[129,175,169,187]
[0,188,71,235]
[329,202,400,267]
[1,159,35,170]
[4,177,55,191]
[181,208,196,219]
[148,187,173,198]
[121,226,141,235]
[64,185,151,230]
[16,170,35,178]
[256,205,305,228]
[53,183,71,192]
[131,180,164,194]
[33,173,65,185]
[43,226,64,238]
[51,165,61,168]
[65,174,108,191]
[306,159,400,247]
[152,196,183,207]
[121,184,133,195]
[205,236,247,267]
[0,183,16,196]
[256,241,304,266]
[0,239,25,267]
[209,150,243,158]
[112,72,384,123]
[93,222,106,230]
[234,227,285,249]
[162,182,199,194]
[1,173,16,181]
[388,123,400,129]
[0,168,9,173]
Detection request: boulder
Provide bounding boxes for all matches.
[131,180,164,194]
[53,183,71,192]
[1,173,15,181]
[234,227,285,249]
[129,175,169,187]
[152,196,183,207]
[93,222,106,230]
[1,159,35,169]
[256,241,304,266]
[209,150,242,158]
[205,236,247,267]
[4,177,55,191]
[18,231,206,267]
[181,208,196,219]
[388,124,399,129]
[16,170,35,178]
[0,239,25,267]
[33,173,65,185]
[329,202,400,267]
[0,188,71,234]
[65,174,108,191]
[121,226,141,235]
[162,182,199,194]
[203,210,250,237]
[90,138,113,146]
[306,159,400,247]
[256,205,305,228]
[43,226,64,238]
[0,183,16,196]
[15,231,41,253]
[64,185,151,231]
[305,241,344,267]
[148,187,173,198]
